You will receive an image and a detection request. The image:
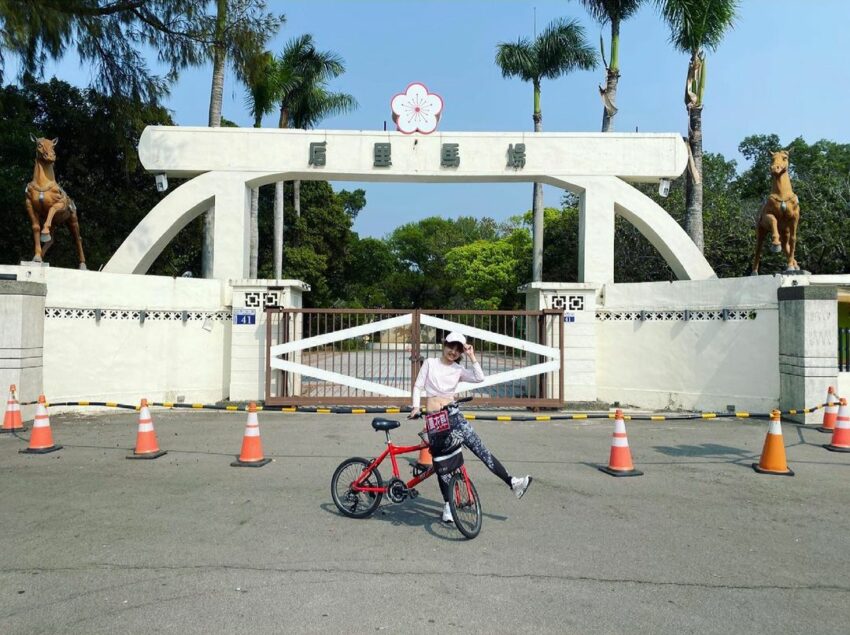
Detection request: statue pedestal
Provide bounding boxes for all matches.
[0,280,46,422]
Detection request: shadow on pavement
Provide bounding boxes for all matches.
[319,497,507,542]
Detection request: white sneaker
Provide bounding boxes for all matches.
[511,475,533,499]
[441,502,454,523]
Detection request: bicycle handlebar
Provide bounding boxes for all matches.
[407,396,473,419]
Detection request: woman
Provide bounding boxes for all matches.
[409,331,533,523]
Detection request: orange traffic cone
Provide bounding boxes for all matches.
[752,410,794,475]
[818,386,839,433]
[599,409,643,477]
[824,398,850,453]
[415,444,433,472]
[2,384,25,433]
[231,402,271,467]
[19,395,61,454]
[127,399,166,460]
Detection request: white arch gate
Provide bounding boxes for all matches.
[102,126,716,406]
[104,127,715,283]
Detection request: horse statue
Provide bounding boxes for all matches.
[751,149,800,275]
[25,135,87,269]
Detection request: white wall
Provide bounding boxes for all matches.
[1,265,230,406]
[838,373,850,400]
[596,276,785,412]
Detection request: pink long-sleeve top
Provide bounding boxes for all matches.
[411,357,485,409]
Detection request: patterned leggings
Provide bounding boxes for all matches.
[436,409,512,502]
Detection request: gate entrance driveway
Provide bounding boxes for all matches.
[266,308,563,408]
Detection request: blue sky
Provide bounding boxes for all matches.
[14,0,850,238]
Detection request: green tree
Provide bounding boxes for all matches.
[657,0,739,253]
[342,237,399,307]
[255,180,363,307]
[386,216,522,308]
[446,239,527,310]
[542,206,581,281]
[507,207,576,283]
[495,18,596,281]
[576,0,644,131]
[0,0,203,104]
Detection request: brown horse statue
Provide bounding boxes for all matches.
[751,150,800,275]
[25,135,87,269]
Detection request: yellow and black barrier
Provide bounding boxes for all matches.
[17,399,825,422]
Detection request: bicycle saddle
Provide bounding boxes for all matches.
[371,418,400,431]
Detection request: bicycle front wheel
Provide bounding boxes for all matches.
[448,471,482,539]
[331,457,383,519]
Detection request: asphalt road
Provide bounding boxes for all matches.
[2,409,849,634]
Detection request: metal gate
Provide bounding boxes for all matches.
[265,308,564,408]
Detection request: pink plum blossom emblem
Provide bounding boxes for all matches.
[391,83,443,134]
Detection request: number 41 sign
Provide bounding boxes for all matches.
[234,308,256,326]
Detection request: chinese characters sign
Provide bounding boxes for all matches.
[308,142,326,166]
[441,143,460,167]
[506,143,526,168]
[307,141,527,170]
[373,143,392,167]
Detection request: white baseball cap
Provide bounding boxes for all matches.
[444,332,466,345]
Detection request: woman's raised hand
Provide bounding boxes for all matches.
[464,344,476,362]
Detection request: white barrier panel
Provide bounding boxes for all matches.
[268,312,561,399]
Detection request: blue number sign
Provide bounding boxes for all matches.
[234,308,256,325]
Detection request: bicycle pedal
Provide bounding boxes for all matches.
[409,488,419,499]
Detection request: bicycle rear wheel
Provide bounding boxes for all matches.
[448,470,481,539]
[331,457,383,518]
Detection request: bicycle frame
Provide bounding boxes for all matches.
[351,434,476,509]
[352,438,433,494]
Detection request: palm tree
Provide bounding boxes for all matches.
[287,77,357,219]
[496,18,596,282]
[270,35,356,279]
[201,0,283,277]
[577,0,644,132]
[238,49,278,278]
[657,0,738,253]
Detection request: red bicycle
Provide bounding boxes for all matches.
[331,399,482,539]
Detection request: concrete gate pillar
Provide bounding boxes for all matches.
[778,285,838,424]
[523,282,599,403]
[229,279,309,402]
[575,178,616,284]
[0,279,46,422]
